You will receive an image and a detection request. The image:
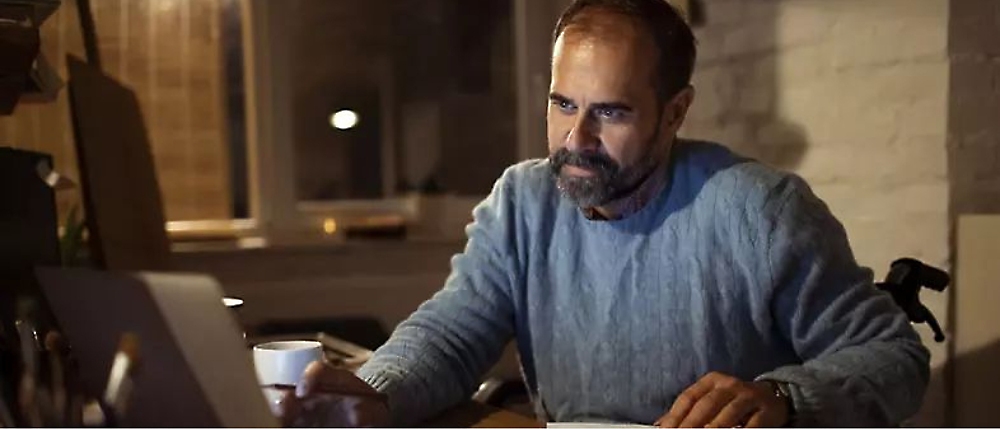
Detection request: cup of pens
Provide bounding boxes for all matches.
[252,340,323,416]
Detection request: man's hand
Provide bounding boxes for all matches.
[279,360,391,427]
[655,372,788,428]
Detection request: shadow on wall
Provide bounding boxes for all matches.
[736,114,808,171]
[942,339,1000,426]
[682,1,808,172]
[909,361,947,427]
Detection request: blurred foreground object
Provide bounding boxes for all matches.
[0,0,63,115]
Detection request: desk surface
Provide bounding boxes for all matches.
[422,401,544,428]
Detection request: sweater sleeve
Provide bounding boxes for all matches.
[754,175,930,427]
[354,170,520,426]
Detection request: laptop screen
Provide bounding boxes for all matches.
[36,267,277,427]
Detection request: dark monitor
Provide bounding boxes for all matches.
[65,55,172,272]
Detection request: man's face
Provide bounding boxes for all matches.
[547,15,684,208]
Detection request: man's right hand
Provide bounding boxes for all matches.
[279,360,391,427]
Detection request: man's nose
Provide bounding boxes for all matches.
[565,115,599,152]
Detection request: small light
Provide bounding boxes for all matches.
[222,297,244,308]
[330,110,359,130]
[323,218,338,235]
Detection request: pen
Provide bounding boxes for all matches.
[103,333,140,422]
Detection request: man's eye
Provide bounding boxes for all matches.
[553,100,576,113]
[594,108,623,120]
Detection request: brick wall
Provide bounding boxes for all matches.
[680,0,951,425]
[0,0,233,222]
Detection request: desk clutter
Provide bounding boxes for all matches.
[1,301,138,428]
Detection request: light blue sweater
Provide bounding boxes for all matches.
[357,141,930,426]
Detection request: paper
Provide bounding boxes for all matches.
[547,423,655,428]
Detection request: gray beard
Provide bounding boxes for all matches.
[550,148,658,208]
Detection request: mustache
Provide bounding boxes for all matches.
[548,148,620,175]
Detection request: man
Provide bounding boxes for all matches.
[284,0,930,426]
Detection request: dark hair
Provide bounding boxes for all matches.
[553,0,697,102]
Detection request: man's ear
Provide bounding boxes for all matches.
[661,85,695,135]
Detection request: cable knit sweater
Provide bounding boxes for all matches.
[357,140,930,426]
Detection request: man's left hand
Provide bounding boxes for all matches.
[654,372,788,428]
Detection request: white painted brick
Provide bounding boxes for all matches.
[825,0,948,69]
[812,183,946,221]
[774,80,836,136]
[747,56,776,88]
[694,28,727,64]
[687,118,754,148]
[774,42,833,85]
[721,19,776,57]
[689,66,737,120]
[795,137,946,186]
[896,92,950,139]
[817,102,900,149]
[773,63,947,147]
[835,61,949,107]
[737,86,773,114]
[688,1,954,337]
[700,0,745,27]
[819,208,950,275]
[853,228,947,282]
[891,135,950,181]
[775,1,836,49]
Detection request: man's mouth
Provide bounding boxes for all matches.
[562,164,596,177]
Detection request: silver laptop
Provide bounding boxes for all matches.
[36,267,278,427]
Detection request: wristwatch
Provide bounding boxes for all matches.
[765,380,796,426]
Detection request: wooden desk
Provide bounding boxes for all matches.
[422,401,544,428]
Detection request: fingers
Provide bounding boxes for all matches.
[278,391,303,427]
[288,361,390,427]
[678,389,736,428]
[656,375,717,427]
[298,361,373,397]
[285,394,390,428]
[658,373,789,429]
[706,393,758,428]
[744,410,765,428]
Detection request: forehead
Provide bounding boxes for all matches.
[551,12,658,100]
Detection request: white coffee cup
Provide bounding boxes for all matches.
[253,340,323,415]
[253,340,324,387]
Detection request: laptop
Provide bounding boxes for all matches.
[36,267,278,427]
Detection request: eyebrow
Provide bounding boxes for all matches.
[548,92,634,112]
